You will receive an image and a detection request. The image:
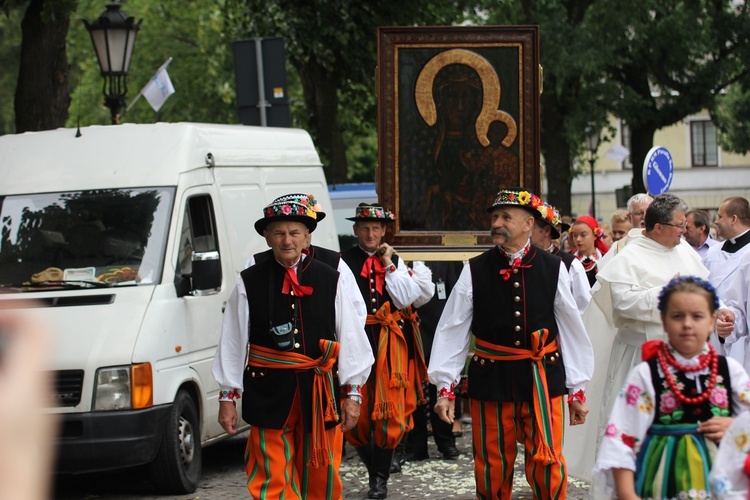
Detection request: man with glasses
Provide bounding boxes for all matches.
[587,194,735,481]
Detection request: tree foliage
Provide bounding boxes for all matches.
[230,0,469,184]
[714,82,750,155]
[588,0,750,192]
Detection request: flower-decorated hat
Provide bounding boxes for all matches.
[487,186,542,218]
[536,202,563,239]
[346,202,396,223]
[254,193,325,235]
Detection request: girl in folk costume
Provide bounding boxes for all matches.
[593,276,750,499]
[710,410,750,498]
[570,215,609,287]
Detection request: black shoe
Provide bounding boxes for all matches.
[389,437,406,473]
[405,450,428,462]
[367,477,388,499]
[368,446,392,499]
[440,445,460,459]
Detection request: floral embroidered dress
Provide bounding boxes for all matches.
[709,410,750,499]
[593,343,750,499]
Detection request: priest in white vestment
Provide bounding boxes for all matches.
[563,194,735,483]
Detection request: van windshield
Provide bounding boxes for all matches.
[0,188,174,289]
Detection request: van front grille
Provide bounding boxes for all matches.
[51,370,84,407]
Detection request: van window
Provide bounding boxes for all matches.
[0,187,174,289]
[177,195,219,276]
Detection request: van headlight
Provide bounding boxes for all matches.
[93,363,153,410]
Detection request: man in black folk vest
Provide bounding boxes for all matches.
[428,187,594,499]
[341,203,422,499]
[212,195,373,499]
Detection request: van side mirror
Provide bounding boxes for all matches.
[191,251,222,293]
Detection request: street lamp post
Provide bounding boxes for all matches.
[83,2,141,124]
[585,126,601,219]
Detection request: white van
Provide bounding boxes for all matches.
[0,122,338,493]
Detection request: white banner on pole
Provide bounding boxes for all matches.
[141,57,175,112]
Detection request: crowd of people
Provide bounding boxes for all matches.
[209,188,750,499]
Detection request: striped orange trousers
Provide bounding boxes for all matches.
[471,396,567,500]
[344,370,408,450]
[244,393,343,499]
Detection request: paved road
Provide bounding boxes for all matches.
[54,423,590,499]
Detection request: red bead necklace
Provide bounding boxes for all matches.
[657,342,718,406]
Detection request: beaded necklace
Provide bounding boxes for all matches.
[657,342,718,406]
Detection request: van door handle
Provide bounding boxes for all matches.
[222,301,227,313]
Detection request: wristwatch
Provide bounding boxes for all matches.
[347,394,363,405]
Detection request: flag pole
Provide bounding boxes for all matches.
[126,57,173,112]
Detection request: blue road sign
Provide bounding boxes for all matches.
[643,146,674,195]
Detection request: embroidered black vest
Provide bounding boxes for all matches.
[341,247,414,357]
[468,246,567,402]
[241,257,339,431]
[647,355,733,424]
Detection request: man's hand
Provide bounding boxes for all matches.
[339,398,361,432]
[377,243,395,265]
[218,401,239,435]
[434,397,456,425]
[698,416,734,443]
[568,400,589,426]
[717,308,735,338]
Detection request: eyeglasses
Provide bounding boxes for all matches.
[661,221,688,230]
[630,210,645,217]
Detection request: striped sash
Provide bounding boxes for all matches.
[402,305,428,405]
[474,329,559,465]
[366,302,408,420]
[247,339,340,468]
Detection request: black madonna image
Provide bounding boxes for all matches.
[377,26,540,247]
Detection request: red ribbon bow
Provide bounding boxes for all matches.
[499,257,531,281]
[281,267,313,297]
[361,255,386,294]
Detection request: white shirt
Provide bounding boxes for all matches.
[710,410,750,499]
[408,261,436,308]
[212,266,374,395]
[356,248,422,311]
[427,256,594,395]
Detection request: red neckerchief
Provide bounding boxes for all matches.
[361,255,386,294]
[499,244,531,281]
[281,265,313,297]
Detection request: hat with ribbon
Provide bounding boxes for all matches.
[535,202,563,239]
[487,187,543,218]
[254,193,325,235]
[346,202,396,222]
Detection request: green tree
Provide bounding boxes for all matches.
[589,0,750,193]
[475,0,612,215]
[714,81,750,154]
[1,0,77,133]
[68,0,240,127]
[232,0,469,184]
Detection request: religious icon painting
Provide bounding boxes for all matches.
[377,26,541,250]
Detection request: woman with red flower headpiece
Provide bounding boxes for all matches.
[593,276,750,500]
[570,215,609,287]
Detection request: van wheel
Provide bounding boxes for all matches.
[150,390,202,493]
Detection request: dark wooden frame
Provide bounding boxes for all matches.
[377,26,541,250]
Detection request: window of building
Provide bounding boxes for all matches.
[690,120,718,167]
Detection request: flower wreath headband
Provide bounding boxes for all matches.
[657,276,720,314]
